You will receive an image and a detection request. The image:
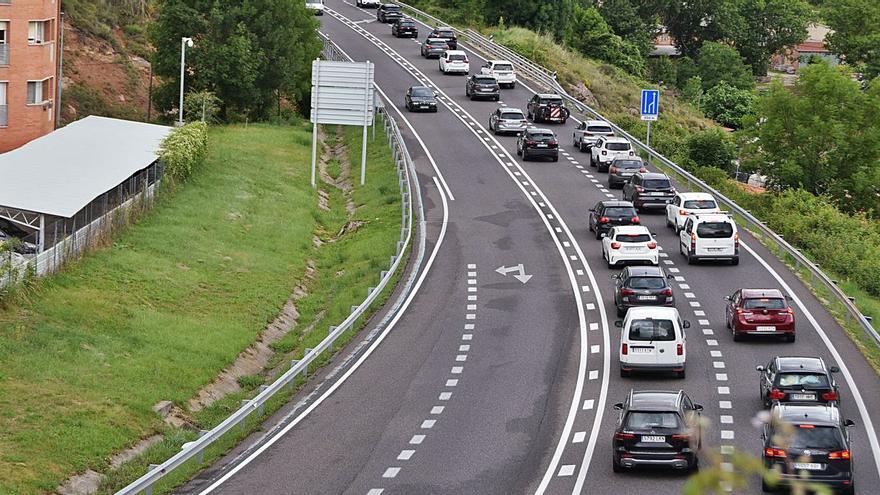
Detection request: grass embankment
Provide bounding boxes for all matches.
[0,121,402,494]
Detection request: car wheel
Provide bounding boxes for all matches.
[676,369,686,379]
[606,253,615,269]
[495,95,500,101]
[612,457,624,473]
[590,155,596,167]
[665,216,673,228]
[516,147,522,156]
[786,333,796,343]
[620,368,630,378]
[595,227,603,240]
[552,155,559,162]
[616,306,625,317]
[731,256,740,266]
[761,478,776,493]
[523,151,530,161]
[733,330,743,342]
[687,251,695,265]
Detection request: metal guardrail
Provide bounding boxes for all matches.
[114,35,421,495]
[398,2,879,344]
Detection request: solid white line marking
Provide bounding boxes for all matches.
[573,431,587,443]
[583,399,595,410]
[721,415,734,424]
[431,406,445,415]
[398,450,415,460]
[558,465,576,477]
[383,467,400,478]
[421,420,436,429]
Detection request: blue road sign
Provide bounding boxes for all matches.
[640,89,659,121]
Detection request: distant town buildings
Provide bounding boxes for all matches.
[0,0,61,153]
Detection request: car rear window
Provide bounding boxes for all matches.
[448,54,467,61]
[436,29,454,37]
[625,411,681,430]
[587,125,613,133]
[411,88,433,97]
[493,63,513,71]
[743,297,786,310]
[629,319,676,341]
[386,5,401,11]
[603,207,637,217]
[782,425,845,450]
[539,97,563,105]
[616,233,651,243]
[643,179,671,189]
[474,76,496,84]
[428,39,447,46]
[607,142,631,151]
[528,132,554,141]
[400,21,415,26]
[614,160,643,170]
[683,199,717,209]
[777,372,830,388]
[627,277,667,290]
[500,112,524,120]
[696,222,733,238]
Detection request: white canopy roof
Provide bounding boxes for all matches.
[0,116,171,218]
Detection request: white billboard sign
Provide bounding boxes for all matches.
[310,60,375,126]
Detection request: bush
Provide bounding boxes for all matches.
[184,90,222,124]
[700,82,756,128]
[159,122,209,183]
[685,128,737,172]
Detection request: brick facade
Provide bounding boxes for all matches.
[0,0,60,153]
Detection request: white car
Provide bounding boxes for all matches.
[618,306,689,378]
[305,0,325,15]
[572,120,614,152]
[479,60,516,88]
[665,192,721,232]
[591,136,634,172]
[679,213,739,265]
[602,226,659,268]
[356,0,381,7]
[439,50,469,74]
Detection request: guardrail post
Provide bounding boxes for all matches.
[368,287,375,297]
[390,255,397,267]
[257,385,268,415]
[239,400,250,433]
[288,359,301,390]
[196,430,208,464]
[145,465,160,495]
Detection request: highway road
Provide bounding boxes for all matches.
[183,2,880,494]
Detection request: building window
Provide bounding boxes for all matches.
[0,82,7,127]
[0,21,8,66]
[27,79,51,105]
[29,21,48,45]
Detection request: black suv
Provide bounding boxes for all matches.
[757,356,840,409]
[391,18,418,38]
[465,75,500,101]
[613,266,675,316]
[516,128,558,162]
[428,27,457,49]
[622,172,676,211]
[404,86,437,112]
[527,93,570,124]
[612,390,703,473]
[762,404,855,494]
[588,200,640,239]
[377,4,403,23]
[608,157,646,189]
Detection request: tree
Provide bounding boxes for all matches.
[686,128,737,171]
[825,0,880,79]
[680,76,704,103]
[597,0,658,58]
[700,82,756,128]
[696,41,754,90]
[745,63,880,215]
[659,0,743,59]
[563,5,645,76]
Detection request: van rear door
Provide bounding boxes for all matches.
[695,221,735,257]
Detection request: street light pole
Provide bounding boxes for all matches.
[178,37,193,126]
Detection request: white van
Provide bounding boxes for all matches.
[678,213,739,265]
[618,307,689,378]
[305,0,325,15]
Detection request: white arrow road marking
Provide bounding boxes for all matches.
[495,264,533,284]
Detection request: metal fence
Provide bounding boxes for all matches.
[396,1,879,344]
[113,34,422,495]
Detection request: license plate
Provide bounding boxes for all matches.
[757,326,776,332]
[624,247,643,252]
[648,192,663,196]
[536,144,548,148]
[793,463,822,471]
[638,295,657,301]
[642,435,666,443]
[630,347,653,354]
[791,393,816,401]
[708,247,725,252]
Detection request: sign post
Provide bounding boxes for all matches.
[640,89,659,148]
[310,59,375,188]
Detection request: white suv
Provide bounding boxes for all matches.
[305,0,325,15]
[618,307,689,378]
[439,50,469,74]
[665,192,720,233]
[479,60,516,88]
[679,213,739,265]
[601,226,659,268]
[356,0,381,6]
[591,136,634,172]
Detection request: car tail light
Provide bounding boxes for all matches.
[647,242,657,249]
[526,140,536,146]
[631,216,640,223]
[821,391,839,401]
[602,150,607,155]
[609,166,618,174]
[829,450,851,460]
[798,424,815,429]
[679,210,689,216]
[734,232,740,249]
[769,388,786,400]
[599,216,610,224]
[586,132,594,137]
[671,434,689,442]
[764,447,786,458]
[676,343,683,355]
[621,289,635,296]
[548,139,558,145]
[639,167,647,173]
[635,186,644,193]
[621,343,628,355]
[614,432,635,440]
[611,242,622,250]
[690,233,697,250]
[663,288,673,296]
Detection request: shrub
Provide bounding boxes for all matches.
[700,82,756,128]
[159,122,209,183]
[184,90,222,124]
[685,129,737,172]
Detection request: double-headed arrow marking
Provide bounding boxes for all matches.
[495,264,532,284]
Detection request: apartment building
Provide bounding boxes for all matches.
[0,0,60,153]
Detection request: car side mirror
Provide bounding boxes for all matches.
[756,365,765,372]
[667,274,674,279]
[830,366,840,373]
[600,233,607,238]
[723,295,731,301]
[613,402,624,410]
[693,404,704,411]
[845,419,856,427]
[785,296,793,302]
[614,320,623,328]
[612,274,619,280]
[682,320,691,329]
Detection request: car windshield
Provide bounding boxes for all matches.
[528,132,554,142]
[683,199,717,209]
[628,277,667,290]
[587,125,613,133]
[777,372,830,388]
[696,222,733,238]
[539,97,563,105]
[781,425,845,450]
[435,29,454,37]
[643,179,671,189]
[607,142,631,151]
[411,88,433,97]
[493,63,513,71]
[399,21,414,27]
[743,298,786,310]
[474,77,495,84]
[603,207,637,217]
[629,319,676,341]
[500,112,524,120]
[386,5,401,11]
[614,160,643,170]
[449,54,467,61]
[626,411,681,430]
[616,233,651,243]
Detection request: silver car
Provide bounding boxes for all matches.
[488,107,528,135]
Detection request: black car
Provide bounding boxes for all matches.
[391,18,418,38]
[428,27,457,49]
[377,4,403,23]
[762,404,855,494]
[465,74,500,101]
[757,356,840,409]
[613,266,675,317]
[588,200,640,239]
[421,38,449,58]
[612,390,702,473]
[526,93,569,124]
[405,86,437,112]
[608,157,646,189]
[516,128,558,162]
[622,172,676,211]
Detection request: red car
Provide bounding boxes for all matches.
[725,288,795,342]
